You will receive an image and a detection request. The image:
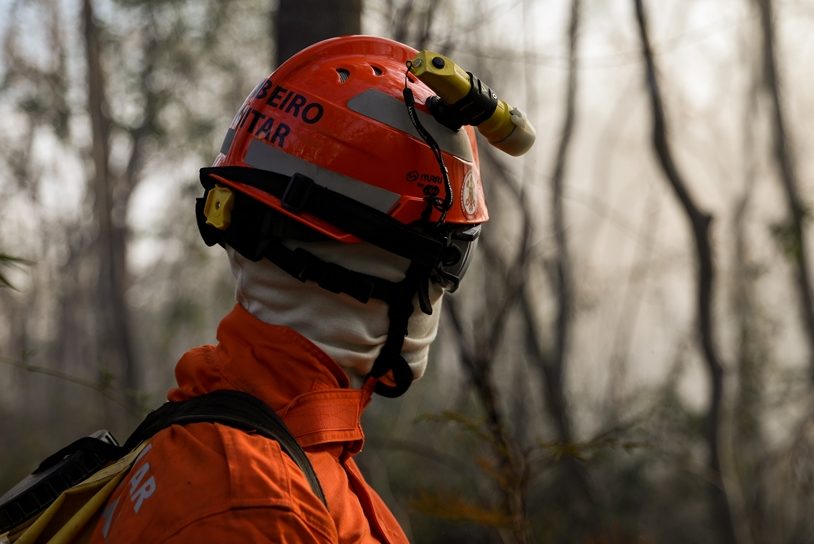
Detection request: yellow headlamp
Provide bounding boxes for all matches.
[408,51,536,157]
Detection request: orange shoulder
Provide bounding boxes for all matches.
[90,423,335,543]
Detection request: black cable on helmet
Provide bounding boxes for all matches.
[403,64,453,225]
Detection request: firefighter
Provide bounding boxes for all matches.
[91,34,519,542]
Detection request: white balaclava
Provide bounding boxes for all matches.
[227,240,444,380]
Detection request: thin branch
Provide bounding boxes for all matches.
[479,147,535,353]
[604,188,660,425]
[415,0,440,51]
[390,0,416,44]
[445,298,530,543]
[442,138,536,543]
[729,30,766,542]
[0,355,133,412]
[375,437,471,474]
[753,0,814,383]
[548,0,580,416]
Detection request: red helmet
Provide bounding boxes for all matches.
[209,35,486,237]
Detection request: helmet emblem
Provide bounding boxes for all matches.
[461,170,478,219]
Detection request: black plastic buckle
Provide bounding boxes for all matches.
[281,173,315,212]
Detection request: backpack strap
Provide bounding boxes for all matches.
[0,431,122,534]
[122,390,327,507]
[0,390,327,536]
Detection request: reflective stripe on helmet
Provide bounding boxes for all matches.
[220,128,237,155]
[347,89,474,162]
[243,138,401,213]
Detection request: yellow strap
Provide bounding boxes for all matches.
[10,442,148,544]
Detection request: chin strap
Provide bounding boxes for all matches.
[266,244,434,397]
[270,242,432,398]
[366,261,432,397]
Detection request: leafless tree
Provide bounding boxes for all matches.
[275,0,362,66]
[633,0,739,542]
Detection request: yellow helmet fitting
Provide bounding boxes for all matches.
[408,51,536,156]
[203,185,235,230]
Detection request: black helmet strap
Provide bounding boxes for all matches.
[366,261,433,397]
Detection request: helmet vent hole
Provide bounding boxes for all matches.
[371,65,383,76]
[336,68,350,83]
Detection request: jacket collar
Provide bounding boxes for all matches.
[169,304,372,453]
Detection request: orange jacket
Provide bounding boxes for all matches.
[89,304,409,543]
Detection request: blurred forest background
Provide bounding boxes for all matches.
[1,0,814,542]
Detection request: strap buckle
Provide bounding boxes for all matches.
[281,173,314,212]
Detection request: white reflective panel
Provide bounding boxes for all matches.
[220,128,236,155]
[347,89,474,162]
[244,139,401,213]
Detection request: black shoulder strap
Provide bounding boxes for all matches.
[123,390,327,506]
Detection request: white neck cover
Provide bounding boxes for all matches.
[226,241,444,380]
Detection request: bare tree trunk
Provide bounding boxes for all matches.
[82,0,138,415]
[275,0,362,66]
[753,0,814,383]
[632,1,739,543]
